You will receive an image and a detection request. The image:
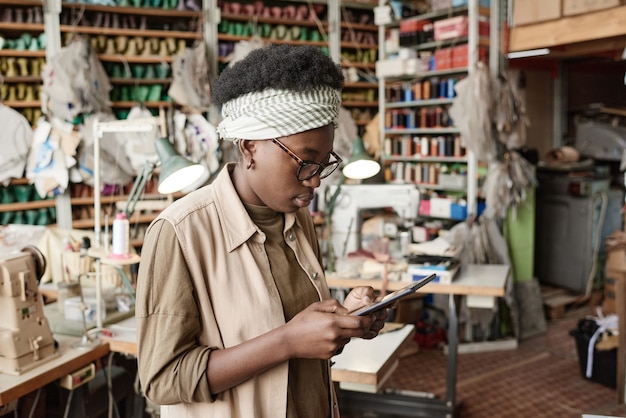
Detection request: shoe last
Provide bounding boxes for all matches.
[295,5,309,20]
[144,64,156,79]
[155,63,169,78]
[16,84,28,101]
[116,35,129,54]
[15,57,29,76]
[38,33,46,49]
[242,3,255,15]
[13,38,26,51]
[125,37,138,56]
[147,84,162,102]
[0,9,11,22]
[282,5,296,19]
[229,2,241,14]
[12,185,32,202]
[133,36,145,54]
[186,0,200,11]
[131,63,146,78]
[13,8,24,23]
[104,37,117,55]
[4,57,17,77]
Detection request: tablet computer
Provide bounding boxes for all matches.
[349,273,437,316]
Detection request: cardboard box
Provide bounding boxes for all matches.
[450,44,488,68]
[563,0,625,16]
[430,197,452,218]
[431,0,452,11]
[606,248,626,272]
[434,47,452,70]
[513,0,562,26]
[433,16,490,41]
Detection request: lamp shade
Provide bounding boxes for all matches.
[155,137,207,194]
[341,137,381,180]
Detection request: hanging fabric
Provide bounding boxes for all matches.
[448,62,495,161]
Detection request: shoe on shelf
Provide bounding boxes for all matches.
[241,3,255,16]
[131,63,146,78]
[4,57,17,77]
[147,84,162,102]
[144,64,156,79]
[116,35,129,54]
[0,8,11,22]
[155,62,169,78]
[111,13,121,29]
[15,57,29,76]
[13,8,24,23]
[282,5,296,19]
[15,83,27,101]
[104,38,117,55]
[37,33,46,49]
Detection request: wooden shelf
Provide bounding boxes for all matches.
[0,50,45,58]
[59,24,199,40]
[109,78,172,85]
[217,33,328,48]
[344,81,378,88]
[220,13,321,28]
[340,41,377,49]
[340,21,377,32]
[341,101,378,107]
[60,2,201,18]
[2,76,42,83]
[341,62,376,70]
[509,5,626,58]
[97,54,173,64]
[2,101,41,108]
[110,100,170,108]
[0,0,44,6]
[0,22,44,33]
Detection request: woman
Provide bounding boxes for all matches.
[135,44,387,418]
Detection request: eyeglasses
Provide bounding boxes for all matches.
[271,138,343,181]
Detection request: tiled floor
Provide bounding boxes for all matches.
[341,305,625,417]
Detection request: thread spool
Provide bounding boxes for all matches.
[111,212,130,258]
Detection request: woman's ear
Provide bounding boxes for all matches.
[238,139,255,160]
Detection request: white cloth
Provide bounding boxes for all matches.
[216,87,340,141]
[0,105,33,185]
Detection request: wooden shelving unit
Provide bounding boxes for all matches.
[509,5,626,58]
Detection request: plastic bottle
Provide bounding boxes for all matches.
[112,212,130,257]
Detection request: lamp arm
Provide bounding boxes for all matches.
[124,161,158,219]
[324,175,346,273]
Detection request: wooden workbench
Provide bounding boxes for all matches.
[0,335,110,406]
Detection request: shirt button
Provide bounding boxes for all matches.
[288,232,295,241]
[311,272,318,280]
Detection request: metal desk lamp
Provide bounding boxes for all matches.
[91,112,207,329]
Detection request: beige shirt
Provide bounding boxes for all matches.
[135,163,339,418]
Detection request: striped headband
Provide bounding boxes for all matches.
[216,86,341,141]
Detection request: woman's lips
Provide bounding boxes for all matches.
[294,193,313,208]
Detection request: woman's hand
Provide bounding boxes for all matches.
[283,299,376,359]
[343,286,388,340]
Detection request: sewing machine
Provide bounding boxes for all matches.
[0,247,58,375]
[327,184,420,257]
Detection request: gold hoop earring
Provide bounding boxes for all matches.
[246,159,254,169]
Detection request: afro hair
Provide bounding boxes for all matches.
[211,44,344,106]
